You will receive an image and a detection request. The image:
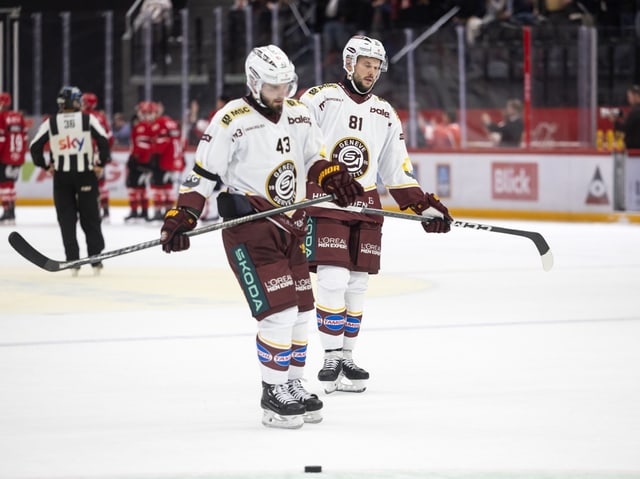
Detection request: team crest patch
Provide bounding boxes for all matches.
[267,160,297,206]
[331,137,369,178]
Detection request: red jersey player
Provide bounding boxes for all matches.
[125,101,157,221]
[0,92,28,224]
[148,103,185,220]
[82,92,114,219]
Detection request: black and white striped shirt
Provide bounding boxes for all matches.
[29,111,111,173]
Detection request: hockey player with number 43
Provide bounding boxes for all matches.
[158,45,363,429]
[300,35,454,394]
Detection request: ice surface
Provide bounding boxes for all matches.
[1,207,639,479]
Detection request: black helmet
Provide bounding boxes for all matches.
[57,86,82,111]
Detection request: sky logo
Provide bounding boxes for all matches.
[58,136,85,152]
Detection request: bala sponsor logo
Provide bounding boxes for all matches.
[369,106,390,118]
[288,115,311,125]
[491,162,538,201]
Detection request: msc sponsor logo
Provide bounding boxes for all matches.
[305,83,336,96]
[491,162,538,201]
[220,106,251,126]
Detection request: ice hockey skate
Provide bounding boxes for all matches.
[287,378,323,424]
[340,350,369,393]
[0,205,16,225]
[318,350,369,394]
[91,261,104,276]
[260,381,305,429]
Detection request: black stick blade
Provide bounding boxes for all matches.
[8,232,64,272]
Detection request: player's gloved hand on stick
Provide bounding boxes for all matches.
[317,162,364,207]
[409,192,453,233]
[160,208,198,253]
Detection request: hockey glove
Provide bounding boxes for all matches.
[409,193,453,234]
[160,208,198,253]
[317,163,364,207]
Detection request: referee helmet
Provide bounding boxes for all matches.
[57,86,83,111]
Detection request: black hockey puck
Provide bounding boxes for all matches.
[304,465,322,473]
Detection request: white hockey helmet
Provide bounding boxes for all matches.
[342,35,388,79]
[245,45,298,106]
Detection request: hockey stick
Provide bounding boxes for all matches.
[7,195,333,272]
[347,205,554,272]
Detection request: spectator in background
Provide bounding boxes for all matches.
[419,110,461,148]
[134,0,174,73]
[511,0,544,25]
[481,98,524,147]
[317,0,355,71]
[621,84,640,149]
[228,0,248,72]
[113,112,132,147]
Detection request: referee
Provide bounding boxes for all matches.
[29,86,111,276]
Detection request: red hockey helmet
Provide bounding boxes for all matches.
[82,92,98,110]
[0,92,11,108]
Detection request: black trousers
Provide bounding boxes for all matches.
[53,171,105,261]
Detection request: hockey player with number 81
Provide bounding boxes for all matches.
[300,35,454,394]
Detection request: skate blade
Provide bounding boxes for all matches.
[336,376,367,393]
[303,410,323,424]
[261,410,304,429]
[319,379,339,394]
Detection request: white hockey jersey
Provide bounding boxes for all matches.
[300,82,422,197]
[184,97,326,207]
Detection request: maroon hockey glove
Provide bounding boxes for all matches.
[317,163,364,207]
[160,208,198,253]
[409,193,453,234]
